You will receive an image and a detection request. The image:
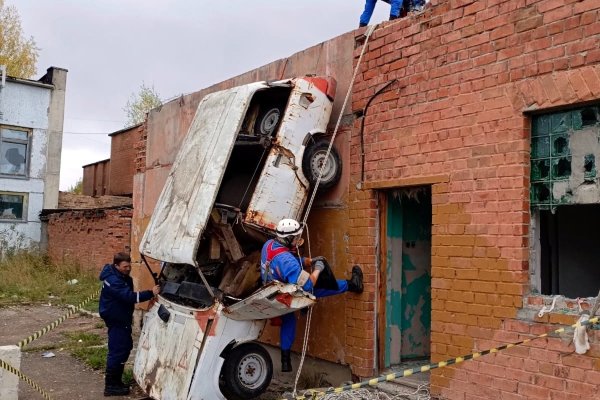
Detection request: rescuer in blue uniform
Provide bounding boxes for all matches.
[99,252,160,396]
[261,219,364,372]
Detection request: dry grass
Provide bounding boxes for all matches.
[0,250,99,306]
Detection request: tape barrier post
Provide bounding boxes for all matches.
[1,288,100,399]
[285,316,600,399]
[0,355,52,400]
[17,289,100,349]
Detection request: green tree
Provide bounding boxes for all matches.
[0,0,39,79]
[67,177,83,194]
[123,83,162,127]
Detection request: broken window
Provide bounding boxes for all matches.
[0,192,26,221]
[0,127,30,177]
[530,106,600,297]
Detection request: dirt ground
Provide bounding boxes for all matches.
[0,304,286,400]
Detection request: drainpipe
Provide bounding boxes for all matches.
[357,79,398,189]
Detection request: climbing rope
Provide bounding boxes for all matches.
[319,383,431,400]
[292,23,378,397]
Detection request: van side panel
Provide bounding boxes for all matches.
[139,83,264,264]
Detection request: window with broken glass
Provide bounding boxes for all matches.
[530,106,600,298]
[0,127,30,177]
[0,192,27,221]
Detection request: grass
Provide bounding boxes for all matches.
[71,346,107,370]
[0,250,100,306]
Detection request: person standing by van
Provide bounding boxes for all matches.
[261,219,364,372]
[99,252,160,396]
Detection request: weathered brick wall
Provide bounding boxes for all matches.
[46,207,132,270]
[109,126,139,196]
[350,0,600,396]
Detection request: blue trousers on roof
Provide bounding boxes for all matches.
[359,0,403,25]
[106,326,133,369]
[280,279,349,350]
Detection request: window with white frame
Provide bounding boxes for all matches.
[0,127,30,177]
[0,192,27,221]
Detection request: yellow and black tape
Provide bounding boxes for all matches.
[0,357,53,400]
[290,316,600,399]
[17,289,100,349]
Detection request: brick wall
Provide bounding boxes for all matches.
[82,159,110,197]
[350,0,600,396]
[109,126,139,196]
[46,207,132,270]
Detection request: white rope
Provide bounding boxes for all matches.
[318,383,431,400]
[292,23,378,396]
[300,23,377,227]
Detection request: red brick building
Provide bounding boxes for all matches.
[82,124,140,197]
[348,0,600,398]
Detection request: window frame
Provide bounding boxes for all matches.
[0,191,28,222]
[0,125,31,179]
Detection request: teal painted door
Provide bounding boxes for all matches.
[385,190,431,366]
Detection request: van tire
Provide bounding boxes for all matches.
[302,139,342,190]
[219,343,273,400]
[255,106,283,136]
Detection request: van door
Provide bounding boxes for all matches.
[139,83,266,265]
[224,281,316,321]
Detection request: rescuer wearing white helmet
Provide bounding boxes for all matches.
[261,218,364,373]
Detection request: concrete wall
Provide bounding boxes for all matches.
[46,207,132,270]
[41,67,67,210]
[0,74,53,247]
[131,31,358,363]
[351,0,600,397]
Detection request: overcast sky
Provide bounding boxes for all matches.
[14,1,392,190]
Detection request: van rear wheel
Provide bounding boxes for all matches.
[220,343,273,400]
[302,139,342,190]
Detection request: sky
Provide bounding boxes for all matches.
[14,1,391,190]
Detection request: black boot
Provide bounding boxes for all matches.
[104,367,130,396]
[281,349,292,373]
[359,22,368,27]
[347,266,364,294]
[114,364,130,390]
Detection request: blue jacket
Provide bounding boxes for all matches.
[260,239,313,292]
[99,264,153,327]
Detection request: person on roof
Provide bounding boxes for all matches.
[261,218,364,373]
[359,0,427,27]
[99,252,160,396]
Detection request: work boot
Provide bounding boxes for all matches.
[389,14,399,20]
[347,266,364,294]
[114,364,130,389]
[359,22,368,27]
[281,349,292,372]
[104,368,130,397]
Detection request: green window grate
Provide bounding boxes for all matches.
[531,106,600,209]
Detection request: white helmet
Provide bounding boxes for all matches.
[275,218,303,238]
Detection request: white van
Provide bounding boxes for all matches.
[134,76,340,400]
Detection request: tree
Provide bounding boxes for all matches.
[123,83,162,127]
[67,177,83,194]
[0,0,39,79]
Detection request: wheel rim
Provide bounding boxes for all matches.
[259,108,280,135]
[237,353,268,390]
[310,150,336,182]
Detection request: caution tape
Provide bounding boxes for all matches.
[0,357,53,400]
[16,289,100,349]
[288,316,600,399]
